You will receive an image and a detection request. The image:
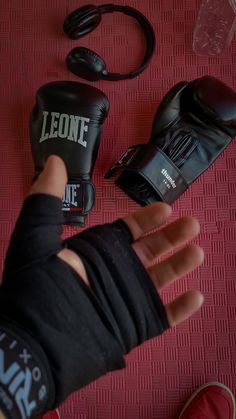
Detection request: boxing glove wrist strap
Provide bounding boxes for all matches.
[105,144,188,204]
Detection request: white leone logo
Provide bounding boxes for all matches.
[63,184,79,207]
[0,349,36,419]
[39,111,90,148]
[161,169,176,189]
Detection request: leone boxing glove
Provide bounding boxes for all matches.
[105,76,236,205]
[30,81,109,225]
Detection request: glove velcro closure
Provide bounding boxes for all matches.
[105,144,188,205]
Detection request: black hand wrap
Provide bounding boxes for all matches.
[66,219,169,353]
[0,194,169,417]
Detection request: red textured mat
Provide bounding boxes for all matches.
[1,1,236,418]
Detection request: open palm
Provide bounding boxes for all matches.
[30,156,204,328]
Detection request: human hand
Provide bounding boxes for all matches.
[0,155,204,416]
[30,155,204,327]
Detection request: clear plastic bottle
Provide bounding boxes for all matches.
[193,0,236,55]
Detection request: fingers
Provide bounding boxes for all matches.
[27,156,89,287]
[148,244,204,291]
[131,215,204,327]
[133,216,200,267]
[122,202,172,241]
[165,290,204,327]
[28,155,68,199]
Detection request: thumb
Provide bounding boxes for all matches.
[3,156,67,280]
[28,155,68,199]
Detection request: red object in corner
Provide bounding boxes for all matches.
[41,409,60,419]
[179,382,236,419]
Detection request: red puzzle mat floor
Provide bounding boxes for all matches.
[0,1,236,418]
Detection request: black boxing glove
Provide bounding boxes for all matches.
[105,76,236,205]
[0,193,169,418]
[30,81,109,226]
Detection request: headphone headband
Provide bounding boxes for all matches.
[63,4,156,81]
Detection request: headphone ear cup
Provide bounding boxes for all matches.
[63,5,102,39]
[66,46,108,81]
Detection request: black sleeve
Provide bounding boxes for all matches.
[0,322,55,419]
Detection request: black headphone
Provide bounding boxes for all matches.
[63,4,156,81]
